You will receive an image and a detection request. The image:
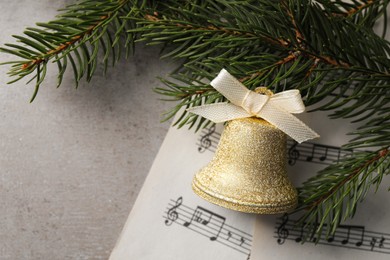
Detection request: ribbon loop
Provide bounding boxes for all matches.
[211,69,250,107]
[271,90,305,114]
[187,69,319,143]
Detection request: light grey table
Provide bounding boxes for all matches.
[0,1,176,259]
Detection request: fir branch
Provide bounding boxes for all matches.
[296,147,390,241]
[134,0,390,128]
[320,1,388,20]
[318,0,390,37]
[345,0,377,16]
[0,0,142,101]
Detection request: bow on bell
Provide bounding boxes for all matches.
[187,69,319,143]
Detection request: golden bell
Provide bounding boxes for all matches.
[192,117,298,214]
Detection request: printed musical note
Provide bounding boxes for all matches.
[292,225,319,243]
[319,146,328,161]
[184,206,226,241]
[192,210,204,223]
[277,214,289,245]
[336,149,341,163]
[339,225,365,246]
[341,229,349,245]
[370,236,386,251]
[294,225,302,243]
[306,144,316,161]
[227,231,232,241]
[309,228,318,243]
[355,228,365,247]
[240,237,245,246]
[165,197,183,226]
[327,233,335,243]
[370,237,377,251]
[164,197,252,258]
[198,125,216,153]
[379,236,385,248]
[288,141,300,166]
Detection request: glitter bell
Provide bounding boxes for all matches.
[192,117,298,214]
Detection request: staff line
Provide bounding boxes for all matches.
[275,236,390,254]
[163,215,252,252]
[274,229,389,244]
[171,201,253,237]
[275,216,389,255]
[164,210,252,247]
[274,223,390,238]
[197,127,362,161]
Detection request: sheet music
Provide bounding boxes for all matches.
[164,197,252,256]
[110,107,388,259]
[250,111,390,260]
[109,119,254,260]
[274,215,390,254]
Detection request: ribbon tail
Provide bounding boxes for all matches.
[259,103,319,143]
[187,103,250,123]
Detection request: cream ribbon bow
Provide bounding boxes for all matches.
[187,69,319,143]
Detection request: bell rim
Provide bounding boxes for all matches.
[192,178,297,214]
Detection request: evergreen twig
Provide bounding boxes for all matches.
[0,0,144,101]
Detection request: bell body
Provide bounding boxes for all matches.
[192,117,297,214]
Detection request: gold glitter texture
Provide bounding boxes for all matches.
[192,117,298,214]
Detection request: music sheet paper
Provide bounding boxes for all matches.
[251,111,390,260]
[110,107,389,259]
[109,120,255,260]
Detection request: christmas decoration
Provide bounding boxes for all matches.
[187,69,319,143]
[1,0,390,241]
[192,117,298,214]
[189,69,318,214]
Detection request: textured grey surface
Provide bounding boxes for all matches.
[0,1,176,259]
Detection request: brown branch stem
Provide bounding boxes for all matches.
[20,0,132,70]
[178,88,213,99]
[347,0,376,16]
[144,14,290,49]
[21,17,107,70]
[309,148,389,209]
